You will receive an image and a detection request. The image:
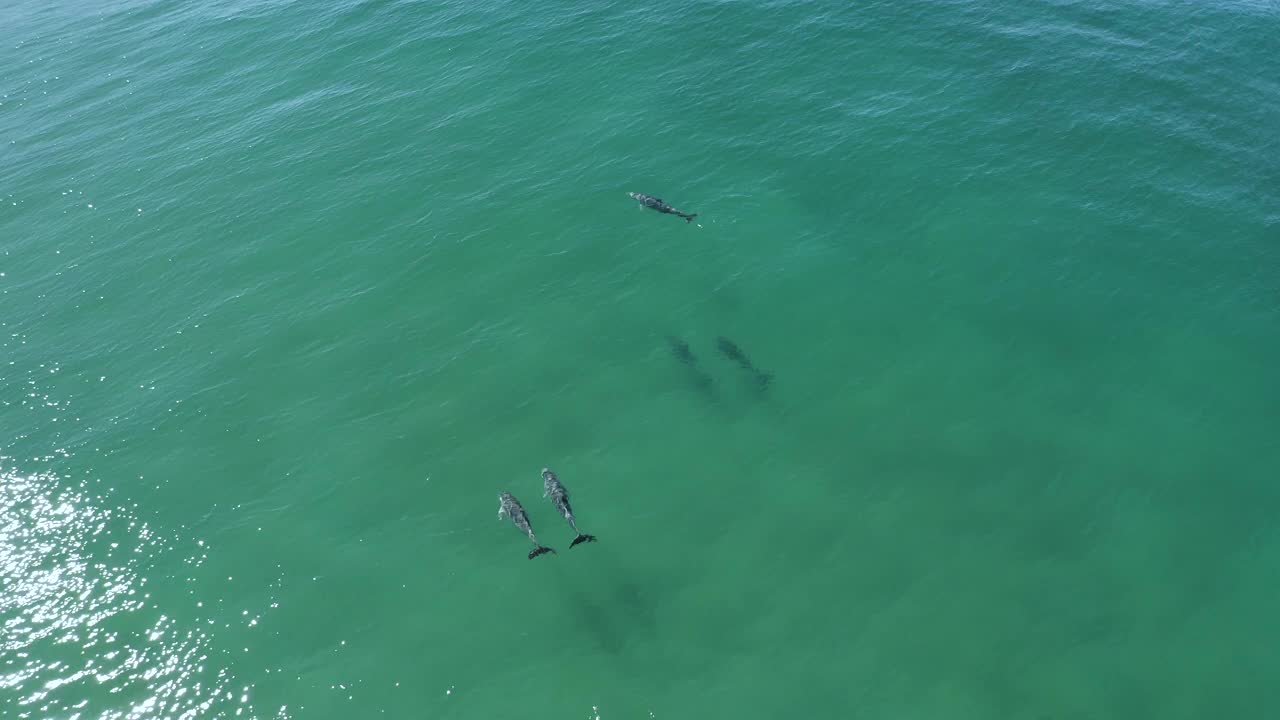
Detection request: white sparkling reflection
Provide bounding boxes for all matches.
[1,468,256,718]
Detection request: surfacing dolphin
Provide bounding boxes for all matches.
[542,468,597,548]
[498,491,555,559]
[628,192,698,223]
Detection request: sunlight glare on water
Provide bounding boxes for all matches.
[0,466,256,719]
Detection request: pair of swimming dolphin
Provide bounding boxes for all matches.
[498,468,597,560]
[670,335,774,391]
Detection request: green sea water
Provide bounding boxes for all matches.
[3,0,1279,718]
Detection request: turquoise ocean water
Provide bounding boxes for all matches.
[3,0,1278,717]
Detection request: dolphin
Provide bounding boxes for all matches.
[498,491,555,559]
[716,336,773,389]
[667,335,697,365]
[542,468,596,548]
[666,335,716,396]
[628,192,698,223]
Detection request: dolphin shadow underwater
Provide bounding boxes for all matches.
[665,335,720,402]
[715,336,774,392]
[663,335,776,403]
[549,558,657,656]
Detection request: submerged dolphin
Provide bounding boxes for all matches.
[667,335,698,366]
[542,468,596,548]
[716,337,773,389]
[666,335,716,396]
[498,491,555,559]
[628,192,698,223]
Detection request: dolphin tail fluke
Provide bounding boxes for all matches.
[684,213,698,223]
[569,533,597,548]
[757,371,774,389]
[528,545,556,560]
